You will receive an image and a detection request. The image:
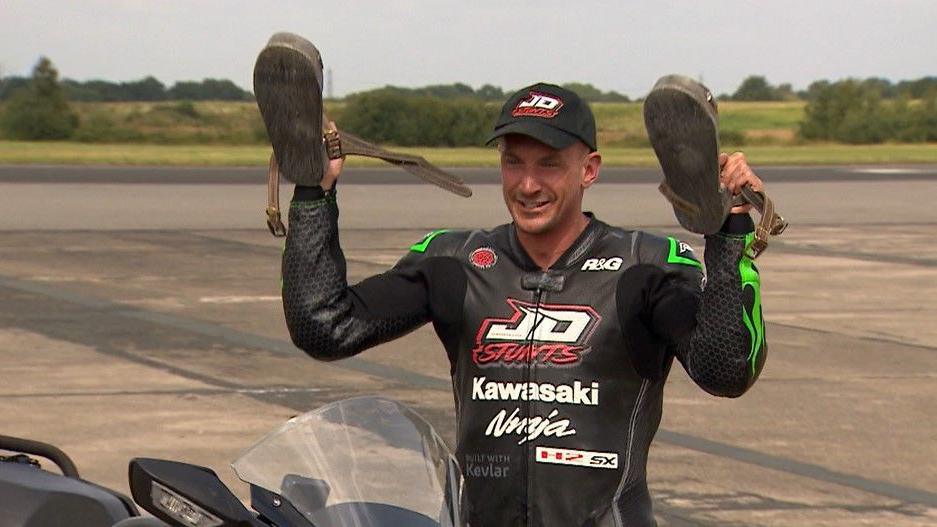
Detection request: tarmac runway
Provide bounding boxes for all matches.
[1,165,936,526]
[2,163,937,185]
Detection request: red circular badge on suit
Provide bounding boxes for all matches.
[469,247,497,269]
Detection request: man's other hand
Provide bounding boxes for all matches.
[719,152,764,214]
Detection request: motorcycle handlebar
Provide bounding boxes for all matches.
[0,434,80,478]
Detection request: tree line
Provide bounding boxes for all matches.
[1,57,935,145]
[338,77,937,145]
[727,75,937,143]
[357,82,630,103]
[727,75,937,102]
[335,83,628,146]
[800,79,937,143]
[0,74,252,102]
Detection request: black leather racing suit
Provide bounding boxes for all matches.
[282,186,767,527]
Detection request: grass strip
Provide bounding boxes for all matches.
[1,141,935,167]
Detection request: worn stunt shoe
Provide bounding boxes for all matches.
[643,75,731,235]
[253,32,326,186]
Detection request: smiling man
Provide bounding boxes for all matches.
[498,131,598,268]
[257,33,768,527]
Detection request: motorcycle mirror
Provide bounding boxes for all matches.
[281,474,331,514]
[129,458,258,527]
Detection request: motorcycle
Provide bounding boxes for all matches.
[1,397,463,527]
[0,434,164,526]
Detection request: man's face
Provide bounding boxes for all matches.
[500,134,599,236]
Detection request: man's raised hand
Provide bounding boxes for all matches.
[321,120,345,191]
[719,152,764,214]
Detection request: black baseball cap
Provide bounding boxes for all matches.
[486,82,597,151]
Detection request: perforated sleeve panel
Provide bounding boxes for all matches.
[281,197,430,360]
[674,233,767,397]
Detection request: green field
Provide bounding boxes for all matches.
[591,101,804,147]
[0,99,935,166]
[4,99,806,147]
[2,140,936,167]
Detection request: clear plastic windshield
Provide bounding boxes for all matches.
[232,396,462,527]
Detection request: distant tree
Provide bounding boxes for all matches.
[86,79,125,100]
[801,80,830,101]
[859,77,896,98]
[896,77,937,98]
[0,57,78,140]
[732,76,779,101]
[0,76,30,100]
[476,84,504,101]
[561,82,604,101]
[918,91,937,141]
[200,79,251,100]
[61,79,99,101]
[63,79,128,101]
[342,82,627,104]
[775,83,798,101]
[559,82,629,102]
[346,83,503,102]
[418,83,475,98]
[124,76,166,101]
[341,89,495,146]
[800,79,893,143]
[167,79,251,101]
[801,80,860,140]
[602,90,631,102]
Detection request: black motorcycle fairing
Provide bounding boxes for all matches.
[0,462,136,527]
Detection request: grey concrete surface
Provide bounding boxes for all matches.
[1,171,936,526]
[2,179,936,231]
[2,164,937,185]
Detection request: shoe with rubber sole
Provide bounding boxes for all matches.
[253,32,326,186]
[643,74,731,235]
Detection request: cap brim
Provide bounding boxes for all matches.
[485,121,580,150]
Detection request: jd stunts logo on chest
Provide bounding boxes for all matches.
[473,299,601,367]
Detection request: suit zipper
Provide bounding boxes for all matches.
[525,286,544,526]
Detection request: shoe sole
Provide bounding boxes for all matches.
[253,32,324,186]
[644,75,730,235]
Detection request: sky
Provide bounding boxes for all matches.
[2,0,934,99]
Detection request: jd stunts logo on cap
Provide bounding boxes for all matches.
[487,83,597,150]
[512,92,564,118]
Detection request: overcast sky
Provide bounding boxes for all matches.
[2,0,934,98]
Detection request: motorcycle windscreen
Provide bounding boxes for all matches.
[232,396,463,527]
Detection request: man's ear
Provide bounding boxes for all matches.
[582,152,601,188]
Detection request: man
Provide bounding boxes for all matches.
[257,34,766,527]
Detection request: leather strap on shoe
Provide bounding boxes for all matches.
[737,185,789,259]
[335,130,473,197]
[658,181,701,216]
[266,126,473,237]
[266,153,287,237]
[658,180,789,259]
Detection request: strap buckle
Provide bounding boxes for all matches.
[324,128,343,159]
[265,128,342,238]
[770,215,789,236]
[266,206,286,237]
[739,186,789,259]
[266,153,287,237]
[748,226,770,259]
